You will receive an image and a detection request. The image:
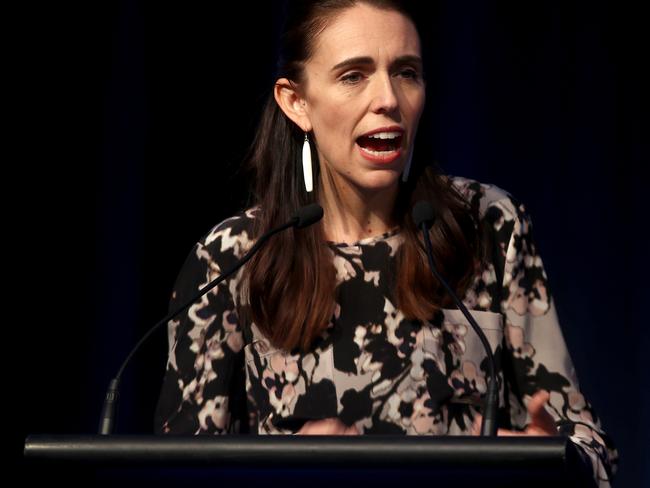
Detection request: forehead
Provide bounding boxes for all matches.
[311,4,421,67]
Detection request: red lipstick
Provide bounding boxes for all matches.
[356,126,405,164]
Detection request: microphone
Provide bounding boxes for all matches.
[294,202,324,228]
[98,204,324,435]
[412,200,499,437]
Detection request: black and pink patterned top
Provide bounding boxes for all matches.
[154,176,617,486]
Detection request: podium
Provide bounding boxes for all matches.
[23,435,595,487]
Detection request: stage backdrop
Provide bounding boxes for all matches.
[15,1,647,486]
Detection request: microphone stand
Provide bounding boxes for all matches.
[414,202,499,436]
[98,204,324,435]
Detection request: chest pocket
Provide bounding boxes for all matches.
[432,309,504,403]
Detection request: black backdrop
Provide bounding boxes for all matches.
[13,1,647,486]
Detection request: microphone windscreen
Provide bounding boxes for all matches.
[294,203,324,228]
[412,200,436,228]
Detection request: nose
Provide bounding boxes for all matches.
[369,73,399,114]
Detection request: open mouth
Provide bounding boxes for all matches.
[356,133,403,155]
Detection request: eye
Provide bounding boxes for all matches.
[398,68,420,80]
[340,72,364,85]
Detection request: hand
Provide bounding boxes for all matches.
[296,417,360,435]
[471,390,558,436]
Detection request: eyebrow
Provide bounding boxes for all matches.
[330,55,423,72]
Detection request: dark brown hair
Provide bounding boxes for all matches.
[241,0,484,353]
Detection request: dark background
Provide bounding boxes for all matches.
[13,1,647,486]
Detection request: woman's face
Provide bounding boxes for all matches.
[301,3,426,194]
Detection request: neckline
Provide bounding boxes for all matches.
[326,226,401,248]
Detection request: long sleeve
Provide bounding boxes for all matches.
[496,197,618,486]
[153,237,247,435]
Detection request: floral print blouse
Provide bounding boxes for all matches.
[154,176,617,486]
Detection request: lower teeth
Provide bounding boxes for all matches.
[360,146,397,156]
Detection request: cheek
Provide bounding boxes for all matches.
[314,105,356,152]
[408,90,426,119]
[320,104,351,134]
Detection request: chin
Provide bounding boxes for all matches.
[356,170,401,192]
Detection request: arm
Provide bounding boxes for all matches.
[153,239,247,434]
[495,197,618,486]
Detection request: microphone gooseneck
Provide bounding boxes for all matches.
[412,200,499,437]
[98,204,324,435]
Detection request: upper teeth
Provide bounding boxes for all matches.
[367,131,401,140]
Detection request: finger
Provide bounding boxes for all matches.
[497,428,526,436]
[344,425,360,435]
[298,418,323,435]
[293,418,358,435]
[525,425,554,436]
[471,414,482,436]
[527,390,557,435]
[528,390,550,415]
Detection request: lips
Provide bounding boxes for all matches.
[356,143,402,164]
[357,135,402,152]
[356,126,405,152]
[357,125,405,138]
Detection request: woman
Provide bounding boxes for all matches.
[154,0,616,485]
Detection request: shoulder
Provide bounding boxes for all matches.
[196,206,260,264]
[167,207,260,310]
[446,174,528,226]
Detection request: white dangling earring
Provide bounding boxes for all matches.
[302,132,313,192]
[401,147,414,182]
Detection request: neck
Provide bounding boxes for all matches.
[318,169,399,245]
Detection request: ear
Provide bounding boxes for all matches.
[274,78,312,133]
